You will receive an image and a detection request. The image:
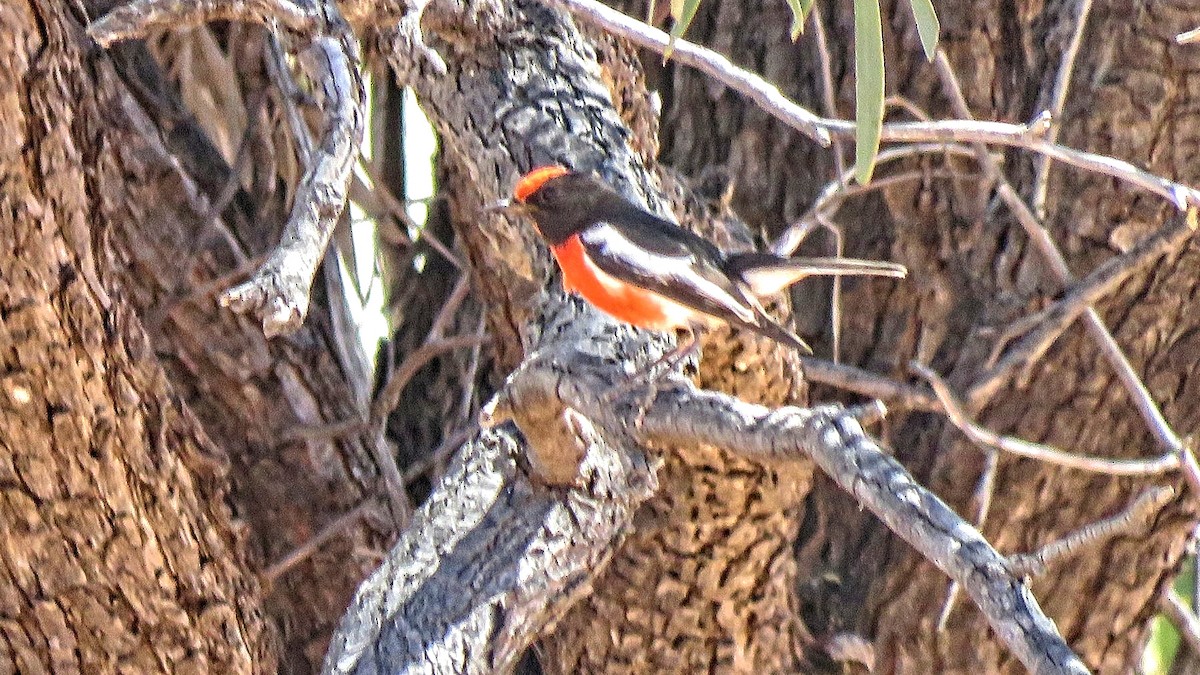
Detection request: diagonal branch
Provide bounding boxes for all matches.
[1008,486,1175,577]
[968,210,1199,406]
[484,356,1090,675]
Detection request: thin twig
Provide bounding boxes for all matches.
[1031,0,1092,219]
[279,417,367,445]
[915,362,1179,476]
[1177,28,1200,45]
[370,334,489,424]
[546,0,831,145]
[402,427,473,483]
[774,143,980,256]
[937,441,999,633]
[809,6,845,177]
[968,210,1198,405]
[427,275,471,341]
[355,163,464,269]
[555,0,1200,212]
[1008,486,1175,577]
[801,357,940,412]
[263,500,377,583]
[1163,590,1200,659]
[454,312,488,431]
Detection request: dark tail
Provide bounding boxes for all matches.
[740,310,814,355]
[725,252,907,297]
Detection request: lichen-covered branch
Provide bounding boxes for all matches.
[321,300,663,675]
[484,354,1089,675]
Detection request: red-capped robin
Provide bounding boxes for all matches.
[493,166,906,354]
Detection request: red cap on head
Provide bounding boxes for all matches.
[514,165,571,203]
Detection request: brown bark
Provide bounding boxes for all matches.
[5,0,1200,672]
[1,2,395,672]
[635,0,1200,671]
[0,2,271,671]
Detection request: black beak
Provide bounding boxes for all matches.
[482,198,526,215]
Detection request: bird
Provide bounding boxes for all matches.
[491,165,907,356]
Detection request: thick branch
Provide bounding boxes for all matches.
[489,359,1088,675]
[322,301,663,675]
[641,400,1086,674]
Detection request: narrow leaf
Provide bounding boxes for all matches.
[664,0,702,60]
[853,0,885,183]
[908,0,940,61]
[784,0,815,41]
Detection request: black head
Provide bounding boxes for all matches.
[513,167,633,245]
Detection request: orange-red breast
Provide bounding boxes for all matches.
[500,165,906,354]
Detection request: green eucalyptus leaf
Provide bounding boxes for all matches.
[853,0,884,183]
[909,0,940,61]
[784,0,815,40]
[665,0,702,60]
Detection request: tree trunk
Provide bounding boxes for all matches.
[1,2,395,672]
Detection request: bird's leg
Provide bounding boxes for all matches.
[606,326,702,428]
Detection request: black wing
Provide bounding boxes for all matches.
[578,214,761,328]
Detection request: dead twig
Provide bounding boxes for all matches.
[968,210,1199,405]
[915,362,1180,476]
[370,334,488,424]
[553,0,1200,211]
[1030,0,1092,219]
[91,0,368,337]
[801,357,939,412]
[808,6,845,177]
[545,0,830,145]
[929,52,1194,478]
[1177,28,1200,45]
[264,500,378,583]
[1008,486,1175,577]
[774,143,980,256]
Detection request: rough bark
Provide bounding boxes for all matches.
[6,0,1200,672]
[414,13,819,674]
[638,0,1200,671]
[0,2,272,671]
[1,2,396,673]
